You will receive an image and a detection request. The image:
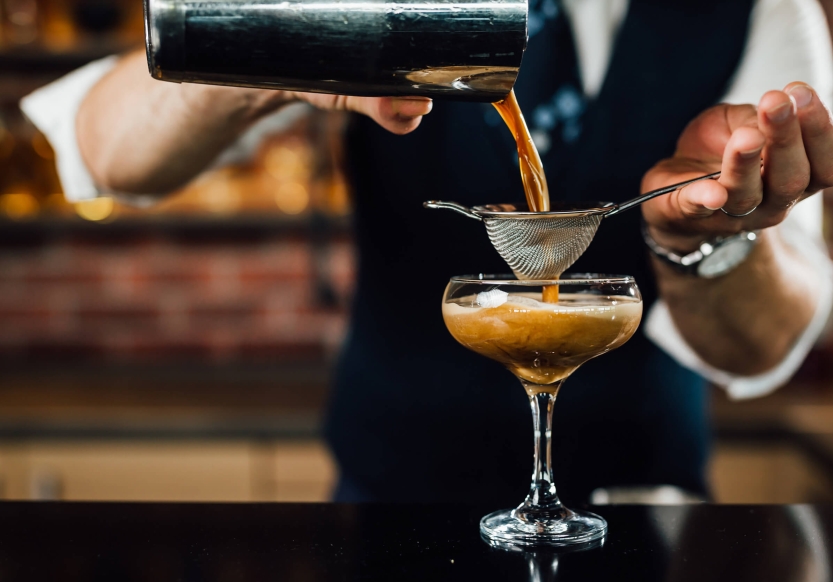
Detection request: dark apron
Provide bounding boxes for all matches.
[326,0,754,504]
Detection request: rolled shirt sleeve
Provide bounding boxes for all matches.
[19,56,119,203]
[645,197,833,400]
[19,55,310,206]
[644,0,833,399]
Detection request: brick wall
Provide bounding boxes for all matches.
[0,229,355,362]
[3,211,833,383]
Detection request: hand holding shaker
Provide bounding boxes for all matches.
[144,0,528,102]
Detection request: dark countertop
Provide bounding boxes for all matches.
[0,503,830,581]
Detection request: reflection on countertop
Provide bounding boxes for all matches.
[0,503,829,582]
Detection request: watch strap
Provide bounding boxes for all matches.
[641,223,705,276]
[642,223,759,278]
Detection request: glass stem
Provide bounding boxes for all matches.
[515,381,567,522]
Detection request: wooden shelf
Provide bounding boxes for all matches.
[0,360,333,440]
[0,214,353,243]
[711,383,833,492]
[0,41,139,103]
[0,42,135,72]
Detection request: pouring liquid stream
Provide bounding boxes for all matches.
[493,89,559,303]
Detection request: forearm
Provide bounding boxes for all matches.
[652,228,821,376]
[76,50,289,195]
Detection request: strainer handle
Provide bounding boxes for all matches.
[606,171,721,216]
[423,200,483,221]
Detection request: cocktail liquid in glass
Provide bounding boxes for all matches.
[442,274,642,548]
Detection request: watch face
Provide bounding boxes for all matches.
[697,237,755,278]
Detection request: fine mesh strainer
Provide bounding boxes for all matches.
[424,171,719,279]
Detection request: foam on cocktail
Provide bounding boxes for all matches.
[442,293,642,387]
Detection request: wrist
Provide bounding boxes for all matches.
[179,83,292,125]
[644,224,762,279]
[644,225,706,254]
[243,88,296,117]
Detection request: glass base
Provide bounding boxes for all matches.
[480,507,607,550]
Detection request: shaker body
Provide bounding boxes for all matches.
[144,0,527,102]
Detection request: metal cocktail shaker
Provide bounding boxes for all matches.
[143,0,527,102]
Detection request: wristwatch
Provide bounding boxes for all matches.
[642,224,759,278]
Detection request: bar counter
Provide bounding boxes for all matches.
[0,502,830,581]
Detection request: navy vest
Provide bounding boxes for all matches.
[326,0,754,504]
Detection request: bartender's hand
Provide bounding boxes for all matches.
[639,83,833,376]
[641,83,833,250]
[293,93,432,135]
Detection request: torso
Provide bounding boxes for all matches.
[325,0,755,503]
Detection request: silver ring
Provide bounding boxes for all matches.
[720,205,758,218]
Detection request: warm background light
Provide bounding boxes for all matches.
[275,182,309,215]
[0,191,39,220]
[1,0,832,507]
[75,196,114,221]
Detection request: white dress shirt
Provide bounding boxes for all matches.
[20,0,833,400]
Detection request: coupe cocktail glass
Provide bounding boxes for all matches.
[442,274,642,548]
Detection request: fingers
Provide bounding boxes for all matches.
[293,93,432,134]
[643,84,833,249]
[718,125,765,216]
[786,83,833,192]
[642,172,729,250]
[757,90,810,212]
[349,96,432,135]
[673,178,727,220]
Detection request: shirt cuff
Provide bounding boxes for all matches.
[644,226,833,401]
[19,56,119,203]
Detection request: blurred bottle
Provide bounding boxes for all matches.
[69,0,144,44]
[6,0,146,50]
[0,107,64,220]
[320,111,352,216]
[72,0,122,36]
[252,109,353,218]
[823,188,833,256]
[2,0,39,44]
[301,110,352,216]
[39,0,77,48]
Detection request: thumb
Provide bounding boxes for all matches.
[346,96,432,135]
[643,175,727,230]
[672,179,727,219]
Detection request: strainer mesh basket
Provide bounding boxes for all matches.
[483,214,603,280]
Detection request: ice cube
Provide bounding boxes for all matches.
[507,295,543,309]
[476,289,508,308]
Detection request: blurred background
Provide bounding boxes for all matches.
[0,0,833,504]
